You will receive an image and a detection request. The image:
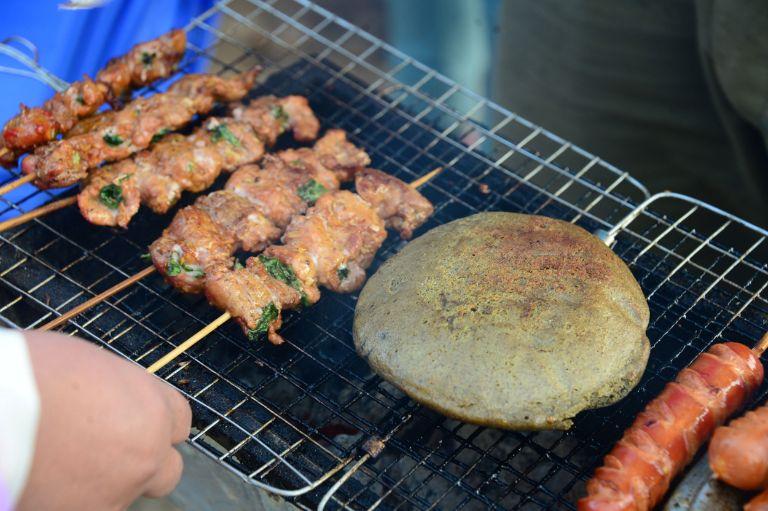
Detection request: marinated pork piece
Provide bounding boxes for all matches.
[355,168,434,239]
[150,207,237,294]
[265,190,387,295]
[96,29,186,102]
[76,159,141,227]
[23,68,260,188]
[279,129,370,182]
[205,258,303,345]
[231,95,319,145]
[2,29,186,163]
[196,191,281,253]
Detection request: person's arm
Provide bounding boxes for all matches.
[0,328,191,511]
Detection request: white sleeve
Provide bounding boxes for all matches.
[0,328,40,508]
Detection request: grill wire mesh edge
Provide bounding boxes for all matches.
[1,1,767,509]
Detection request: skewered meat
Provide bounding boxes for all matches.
[355,168,434,239]
[264,191,386,297]
[1,29,185,163]
[209,170,432,343]
[579,342,764,511]
[77,95,319,227]
[279,128,371,182]
[230,95,319,145]
[709,403,768,490]
[96,29,186,102]
[205,258,304,345]
[149,132,367,294]
[22,68,260,188]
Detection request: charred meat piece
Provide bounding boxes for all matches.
[231,95,319,146]
[23,68,260,189]
[149,206,237,294]
[196,191,282,253]
[205,258,303,345]
[265,190,387,296]
[2,30,185,162]
[279,129,369,182]
[96,29,186,102]
[355,168,434,239]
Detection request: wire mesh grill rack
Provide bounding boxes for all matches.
[1,0,767,509]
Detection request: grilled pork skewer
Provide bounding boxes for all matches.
[39,130,368,330]
[0,95,319,232]
[20,68,260,189]
[578,335,768,511]
[78,95,319,227]
[146,167,437,373]
[0,29,186,167]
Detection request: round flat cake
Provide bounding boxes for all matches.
[353,212,650,430]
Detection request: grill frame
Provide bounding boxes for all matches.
[1,1,767,509]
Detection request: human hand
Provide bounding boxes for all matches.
[17,330,191,511]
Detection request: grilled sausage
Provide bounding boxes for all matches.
[709,404,768,490]
[578,342,764,511]
[746,489,768,511]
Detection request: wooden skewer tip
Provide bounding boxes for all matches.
[754,331,768,356]
[0,196,77,233]
[0,173,35,196]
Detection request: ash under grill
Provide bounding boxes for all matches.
[1,1,768,510]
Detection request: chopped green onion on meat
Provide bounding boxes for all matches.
[247,302,279,340]
[297,179,327,205]
[99,184,123,209]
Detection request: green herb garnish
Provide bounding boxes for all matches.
[140,252,152,262]
[103,132,123,146]
[234,259,244,270]
[337,264,349,281]
[71,152,81,166]
[297,179,327,205]
[270,105,290,129]
[117,173,132,184]
[247,302,278,340]
[166,248,204,278]
[151,128,171,144]
[258,255,308,305]
[141,52,156,67]
[209,124,241,147]
[75,94,85,105]
[99,184,123,209]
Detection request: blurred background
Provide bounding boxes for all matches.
[0,0,765,227]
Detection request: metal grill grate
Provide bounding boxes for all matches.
[1,1,767,509]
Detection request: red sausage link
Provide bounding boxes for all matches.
[709,405,768,490]
[579,342,764,511]
[746,489,768,511]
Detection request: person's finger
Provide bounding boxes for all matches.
[143,448,184,498]
[156,380,192,444]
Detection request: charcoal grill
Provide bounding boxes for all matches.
[1,1,768,509]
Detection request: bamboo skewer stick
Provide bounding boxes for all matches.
[145,170,441,374]
[0,195,77,233]
[754,332,768,356]
[0,173,34,195]
[41,265,156,331]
